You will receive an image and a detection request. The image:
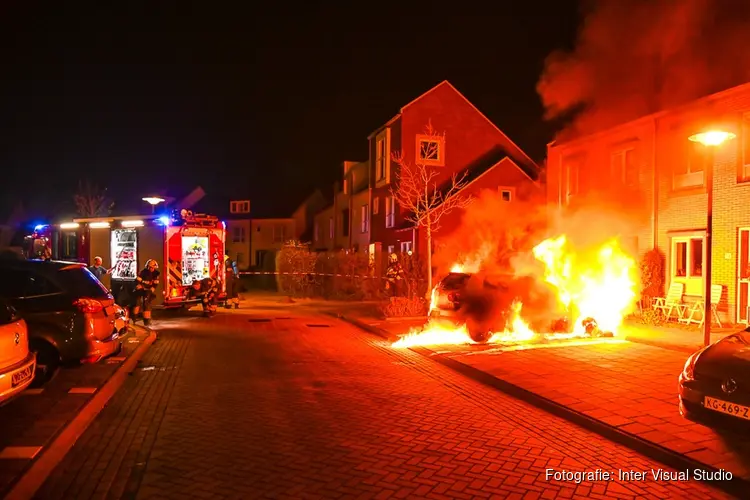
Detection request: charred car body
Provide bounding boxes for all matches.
[429,271,608,342]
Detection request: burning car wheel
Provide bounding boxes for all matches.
[468,327,492,343]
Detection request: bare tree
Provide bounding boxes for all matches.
[391,123,472,295]
[74,180,114,217]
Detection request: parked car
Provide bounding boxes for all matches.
[0,300,36,404]
[0,259,127,383]
[679,327,750,424]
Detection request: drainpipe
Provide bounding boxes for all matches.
[652,117,659,249]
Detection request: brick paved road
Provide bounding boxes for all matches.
[35,311,731,499]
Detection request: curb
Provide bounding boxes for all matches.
[624,335,698,354]
[335,314,398,342]
[4,326,158,500]
[343,319,748,498]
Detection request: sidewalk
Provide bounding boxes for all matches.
[341,310,750,490]
[0,324,153,497]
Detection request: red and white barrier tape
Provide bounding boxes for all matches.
[239,271,381,278]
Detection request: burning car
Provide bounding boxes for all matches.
[428,271,573,343]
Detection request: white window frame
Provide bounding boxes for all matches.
[610,147,637,186]
[564,159,579,204]
[416,134,445,166]
[232,226,245,243]
[673,142,705,190]
[273,224,286,243]
[741,112,750,181]
[498,187,514,202]
[376,138,385,181]
[671,235,705,293]
[375,129,391,186]
[361,204,369,233]
[385,196,395,228]
[387,245,395,255]
[400,241,412,253]
[373,196,380,215]
[230,200,250,214]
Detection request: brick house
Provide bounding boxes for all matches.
[367,80,540,256]
[312,160,370,252]
[546,81,750,324]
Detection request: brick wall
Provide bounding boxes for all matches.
[548,82,750,324]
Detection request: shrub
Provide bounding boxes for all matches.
[640,308,664,326]
[379,296,428,318]
[640,248,665,308]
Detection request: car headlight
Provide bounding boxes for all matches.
[681,350,702,381]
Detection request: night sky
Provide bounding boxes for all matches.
[0,3,578,220]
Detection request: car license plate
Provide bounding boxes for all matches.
[704,396,750,420]
[11,365,33,387]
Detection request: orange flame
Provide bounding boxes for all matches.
[392,235,637,348]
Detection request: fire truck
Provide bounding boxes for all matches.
[24,209,227,308]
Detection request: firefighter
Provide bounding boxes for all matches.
[133,259,160,326]
[385,253,405,297]
[224,254,240,309]
[188,276,219,317]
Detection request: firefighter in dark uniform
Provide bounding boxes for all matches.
[385,253,405,297]
[133,259,160,326]
[224,254,239,309]
[188,276,219,316]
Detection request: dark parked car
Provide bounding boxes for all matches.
[679,328,750,424]
[0,259,127,382]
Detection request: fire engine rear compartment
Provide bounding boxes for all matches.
[30,213,227,308]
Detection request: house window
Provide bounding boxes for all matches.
[273,224,286,243]
[673,141,706,189]
[611,147,638,186]
[230,200,250,214]
[329,217,334,239]
[314,221,319,242]
[373,197,380,215]
[361,204,369,233]
[401,241,412,253]
[563,156,581,203]
[416,134,444,166]
[232,226,246,243]
[385,196,396,228]
[376,139,386,181]
[341,209,350,237]
[499,188,512,202]
[387,245,395,255]
[741,113,750,181]
[672,236,704,282]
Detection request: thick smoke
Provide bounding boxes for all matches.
[538,0,750,138]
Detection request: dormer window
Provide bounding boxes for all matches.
[230,200,250,214]
[416,134,445,166]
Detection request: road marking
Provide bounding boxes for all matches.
[68,387,98,394]
[0,447,42,460]
[22,388,44,395]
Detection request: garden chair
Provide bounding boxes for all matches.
[679,284,723,328]
[652,282,686,321]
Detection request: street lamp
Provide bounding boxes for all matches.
[688,129,736,346]
[142,196,165,214]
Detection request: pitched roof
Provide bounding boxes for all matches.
[394,146,538,231]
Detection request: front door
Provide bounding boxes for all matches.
[737,228,750,323]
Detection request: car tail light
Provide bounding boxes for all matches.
[74,298,103,314]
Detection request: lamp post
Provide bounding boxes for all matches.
[687,130,736,346]
[142,196,165,214]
